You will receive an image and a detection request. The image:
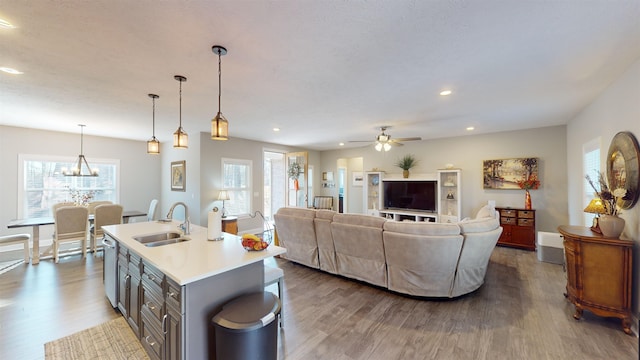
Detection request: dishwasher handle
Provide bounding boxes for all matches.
[102,237,116,249]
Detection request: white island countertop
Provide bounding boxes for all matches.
[102,221,286,285]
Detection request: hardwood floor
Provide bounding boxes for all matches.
[0,247,637,359]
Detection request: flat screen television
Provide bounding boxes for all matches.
[383,180,437,212]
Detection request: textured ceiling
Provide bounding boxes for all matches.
[1,1,639,150]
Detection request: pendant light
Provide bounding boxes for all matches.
[63,124,99,176]
[147,93,160,154]
[173,75,188,148]
[211,45,229,140]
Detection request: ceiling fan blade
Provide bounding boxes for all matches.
[348,140,373,143]
[388,141,404,146]
[393,137,422,142]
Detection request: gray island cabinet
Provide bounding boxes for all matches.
[103,221,286,360]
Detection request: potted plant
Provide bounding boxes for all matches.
[395,154,418,178]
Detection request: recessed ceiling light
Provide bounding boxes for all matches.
[273,127,280,132]
[466,126,474,131]
[339,142,345,146]
[0,19,15,29]
[0,67,23,75]
[440,90,452,96]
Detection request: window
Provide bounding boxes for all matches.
[18,154,119,218]
[222,158,252,216]
[582,138,601,225]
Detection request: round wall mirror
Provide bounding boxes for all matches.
[607,131,640,209]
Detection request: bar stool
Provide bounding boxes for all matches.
[0,234,31,263]
[264,265,284,327]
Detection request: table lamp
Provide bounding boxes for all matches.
[584,198,605,234]
[217,190,230,218]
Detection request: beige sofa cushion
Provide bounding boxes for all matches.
[331,214,387,287]
[274,207,319,269]
[452,217,502,297]
[383,221,463,297]
[314,210,337,274]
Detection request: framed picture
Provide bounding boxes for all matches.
[483,157,538,189]
[352,172,364,186]
[171,160,186,191]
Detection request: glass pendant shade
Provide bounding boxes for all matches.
[173,75,188,148]
[173,127,188,148]
[147,136,160,154]
[211,112,228,140]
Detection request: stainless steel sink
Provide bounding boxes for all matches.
[144,237,190,247]
[133,231,189,247]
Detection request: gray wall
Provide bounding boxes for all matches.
[319,125,568,233]
[0,125,161,237]
[567,58,640,317]
[197,132,319,232]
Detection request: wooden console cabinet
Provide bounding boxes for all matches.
[558,225,633,334]
[496,207,535,250]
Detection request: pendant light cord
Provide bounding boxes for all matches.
[79,124,85,155]
[179,80,183,128]
[152,96,156,137]
[218,49,222,113]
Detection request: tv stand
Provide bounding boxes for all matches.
[378,209,438,222]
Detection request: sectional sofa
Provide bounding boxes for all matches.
[274,207,503,298]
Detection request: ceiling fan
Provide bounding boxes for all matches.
[349,126,422,151]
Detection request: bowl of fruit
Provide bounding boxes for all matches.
[241,232,271,251]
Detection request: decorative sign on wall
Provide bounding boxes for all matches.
[171,160,186,192]
[483,157,539,190]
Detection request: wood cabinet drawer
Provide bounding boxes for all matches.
[166,279,182,313]
[500,209,517,217]
[142,261,164,290]
[140,311,163,360]
[517,218,535,227]
[501,217,516,225]
[518,210,535,219]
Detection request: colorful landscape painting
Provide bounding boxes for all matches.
[483,158,539,190]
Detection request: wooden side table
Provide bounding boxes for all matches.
[558,225,633,334]
[221,216,238,235]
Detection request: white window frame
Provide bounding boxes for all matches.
[582,137,601,226]
[221,157,252,217]
[18,154,120,218]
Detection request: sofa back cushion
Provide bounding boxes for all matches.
[383,222,464,297]
[452,218,502,297]
[314,210,337,274]
[331,213,387,287]
[274,207,319,269]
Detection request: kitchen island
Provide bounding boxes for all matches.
[102,220,286,360]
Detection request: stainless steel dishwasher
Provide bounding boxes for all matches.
[102,235,118,308]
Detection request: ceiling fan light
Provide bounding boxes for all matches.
[383,143,391,151]
[211,112,228,140]
[375,142,383,151]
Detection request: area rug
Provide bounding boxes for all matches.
[44,317,149,359]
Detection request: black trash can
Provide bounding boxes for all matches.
[212,291,281,360]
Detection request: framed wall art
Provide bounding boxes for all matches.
[171,160,186,191]
[352,172,364,186]
[483,157,539,190]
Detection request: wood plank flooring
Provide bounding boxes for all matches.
[0,247,637,359]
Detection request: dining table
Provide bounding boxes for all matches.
[7,210,147,264]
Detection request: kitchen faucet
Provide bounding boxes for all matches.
[167,202,190,235]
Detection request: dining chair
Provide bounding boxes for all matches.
[87,201,113,215]
[90,204,123,254]
[53,206,89,263]
[50,202,75,238]
[147,199,159,221]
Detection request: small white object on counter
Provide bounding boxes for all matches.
[102,221,286,286]
[207,207,222,240]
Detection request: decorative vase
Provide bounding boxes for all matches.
[293,178,299,191]
[524,190,532,210]
[599,215,625,238]
[403,170,409,178]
